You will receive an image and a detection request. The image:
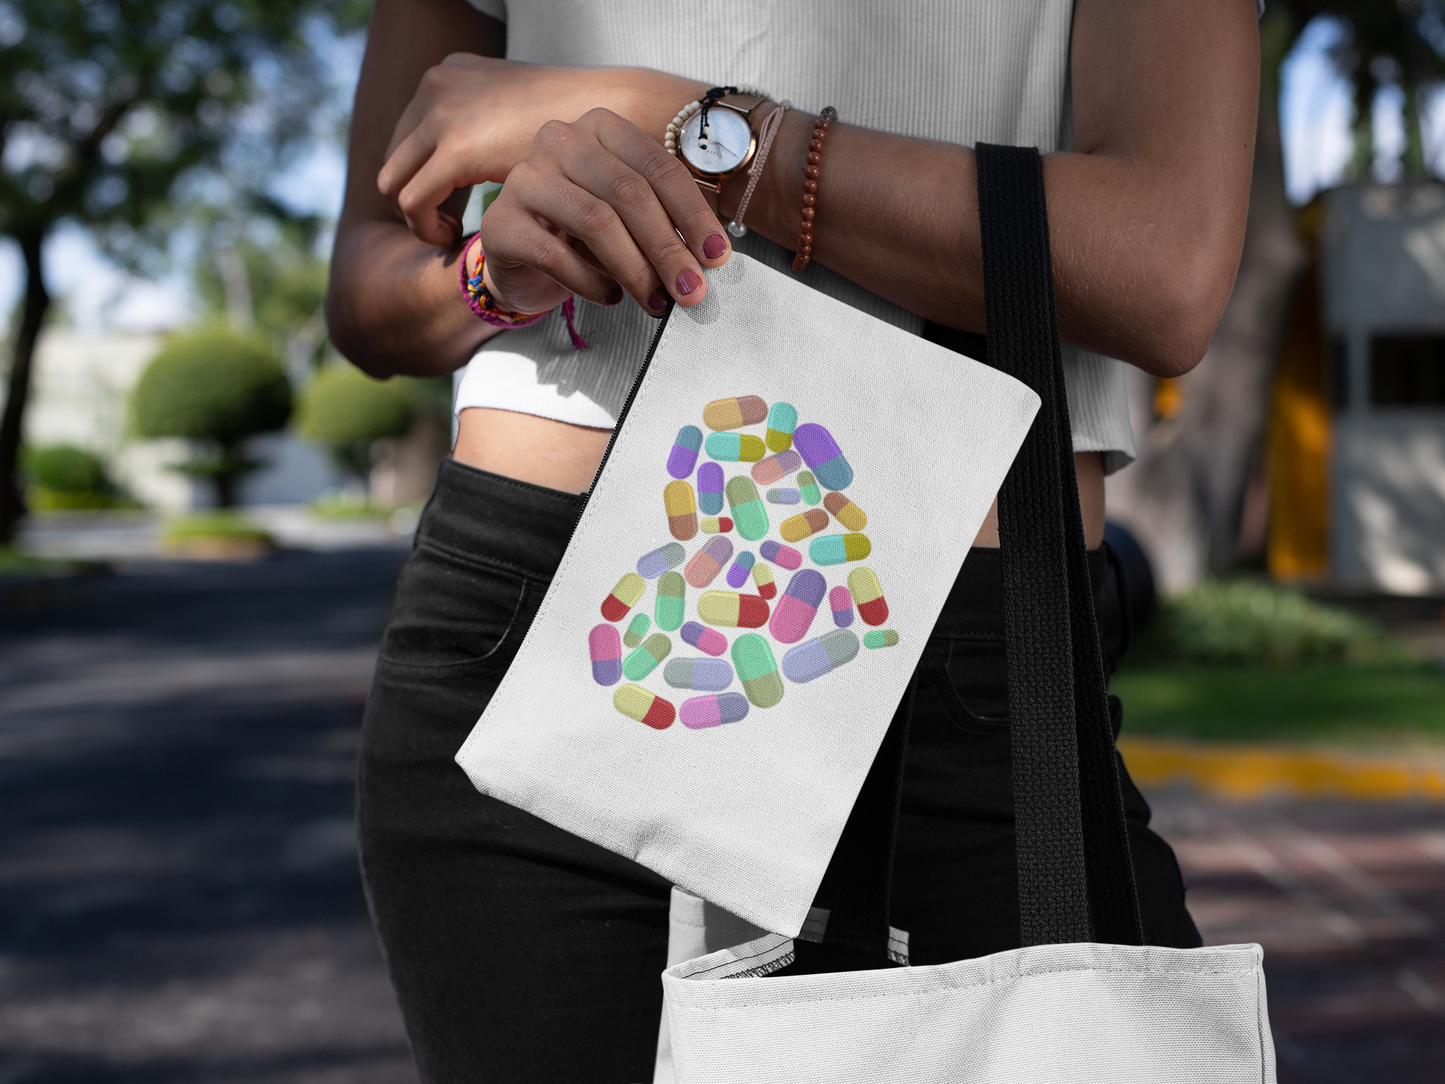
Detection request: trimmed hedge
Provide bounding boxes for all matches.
[131,328,292,445]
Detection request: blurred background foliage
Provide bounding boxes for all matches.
[294,364,421,484]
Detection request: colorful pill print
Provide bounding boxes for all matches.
[765,402,798,452]
[680,692,750,729]
[623,612,651,649]
[864,629,900,649]
[705,432,766,462]
[622,632,671,680]
[663,657,735,692]
[699,516,734,534]
[847,567,889,626]
[767,488,801,505]
[732,633,784,708]
[697,590,770,628]
[793,423,854,490]
[759,540,802,570]
[823,491,868,531]
[809,533,872,566]
[601,572,646,621]
[769,568,827,643]
[726,550,756,588]
[751,562,778,600]
[697,462,725,515]
[796,470,822,505]
[703,395,768,431]
[751,449,802,485]
[830,585,855,627]
[664,480,698,541]
[726,476,770,542]
[681,620,729,656]
[614,684,675,729]
[780,508,830,543]
[667,425,703,479]
[654,571,686,631]
[781,629,860,683]
[684,536,733,588]
[637,542,685,579]
[588,624,622,685]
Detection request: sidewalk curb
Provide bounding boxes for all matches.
[1118,736,1445,802]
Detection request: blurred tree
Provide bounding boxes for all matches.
[0,0,370,542]
[130,327,292,507]
[294,364,419,487]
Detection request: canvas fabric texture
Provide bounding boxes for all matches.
[454,252,1039,936]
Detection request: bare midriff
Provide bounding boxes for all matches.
[453,406,1107,549]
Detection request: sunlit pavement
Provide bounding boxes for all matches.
[1148,789,1445,1083]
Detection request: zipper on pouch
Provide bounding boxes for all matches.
[571,302,675,533]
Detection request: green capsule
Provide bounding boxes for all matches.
[622,633,671,680]
[654,571,685,631]
[863,629,900,649]
[732,633,783,708]
[809,533,871,566]
[725,476,770,542]
[623,612,651,649]
[797,470,822,506]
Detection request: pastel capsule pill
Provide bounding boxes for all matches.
[726,476,770,542]
[732,633,784,708]
[765,402,798,452]
[684,536,734,587]
[696,461,725,515]
[664,480,698,541]
[667,425,703,480]
[663,657,734,692]
[654,571,686,631]
[703,395,767,431]
[751,448,802,485]
[864,629,901,649]
[622,632,671,680]
[588,624,622,685]
[780,508,830,543]
[700,516,733,534]
[781,629,860,683]
[823,491,867,531]
[680,692,750,729]
[614,684,674,730]
[797,470,822,506]
[680,620,728,656]
[705,432,766,462]
[698,590,770,628]
[637,542,685,579]
[601,573,646,621]
[809,533,871,566]
[793,423,853,490]
[751,562,778,600]
[767,488,801,505]
[769,568,827,644]
[759,540,802,570]
[623,612,651,648]
[830,585,855,627]
[848,567,889,626]
[726,550,756,588]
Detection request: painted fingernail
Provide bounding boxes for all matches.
[676,269,703,297]
[703,234,727,260]
[605,284,624,305]
[648,289,668,312]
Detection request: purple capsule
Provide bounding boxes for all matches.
[667,426,703,480]
[697,461,725,515]
[680,692,750,729]
[726,551,756,588]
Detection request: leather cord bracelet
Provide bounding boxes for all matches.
[791,106,836,273]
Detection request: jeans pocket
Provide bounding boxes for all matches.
[922,637,1011,736]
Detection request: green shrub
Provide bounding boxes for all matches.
[21,445,127,510]
[294,365,419,481]
[1156,579,1402,666]
[130,327,292,507]
[160,511,271,544]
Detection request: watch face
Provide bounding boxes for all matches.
[679,108,752,175]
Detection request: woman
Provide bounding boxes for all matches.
[327,2,1259,1080]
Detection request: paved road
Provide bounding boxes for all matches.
[2,553,1442,1081]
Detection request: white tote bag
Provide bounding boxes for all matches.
[455,250,1039,936]
[654,146,1277,1083]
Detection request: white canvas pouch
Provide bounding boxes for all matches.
[455,251,1039,936]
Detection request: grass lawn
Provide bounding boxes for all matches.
[1112,664,1445,744]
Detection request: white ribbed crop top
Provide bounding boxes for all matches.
[455,0,1137,471]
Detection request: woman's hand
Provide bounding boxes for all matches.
[475,108,731,317]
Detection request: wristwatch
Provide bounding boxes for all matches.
[672,89,769,192]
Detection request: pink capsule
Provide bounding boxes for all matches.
[769,569,827,644]
[759,540,802,571]
[680,620,728,657]
[829,586,855,628]
[750,449,802,486]
[588,624,622,685]
[684,536,733,588]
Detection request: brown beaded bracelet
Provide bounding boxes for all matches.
[791,106,836,273]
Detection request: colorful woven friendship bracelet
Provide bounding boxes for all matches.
[459,234,552,329]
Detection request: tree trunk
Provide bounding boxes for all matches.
[0,231,51,545]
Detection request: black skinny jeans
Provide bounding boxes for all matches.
[359,459,1201,1084]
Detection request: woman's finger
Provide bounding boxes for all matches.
[393,144,473,245]
[479,195,624,310]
